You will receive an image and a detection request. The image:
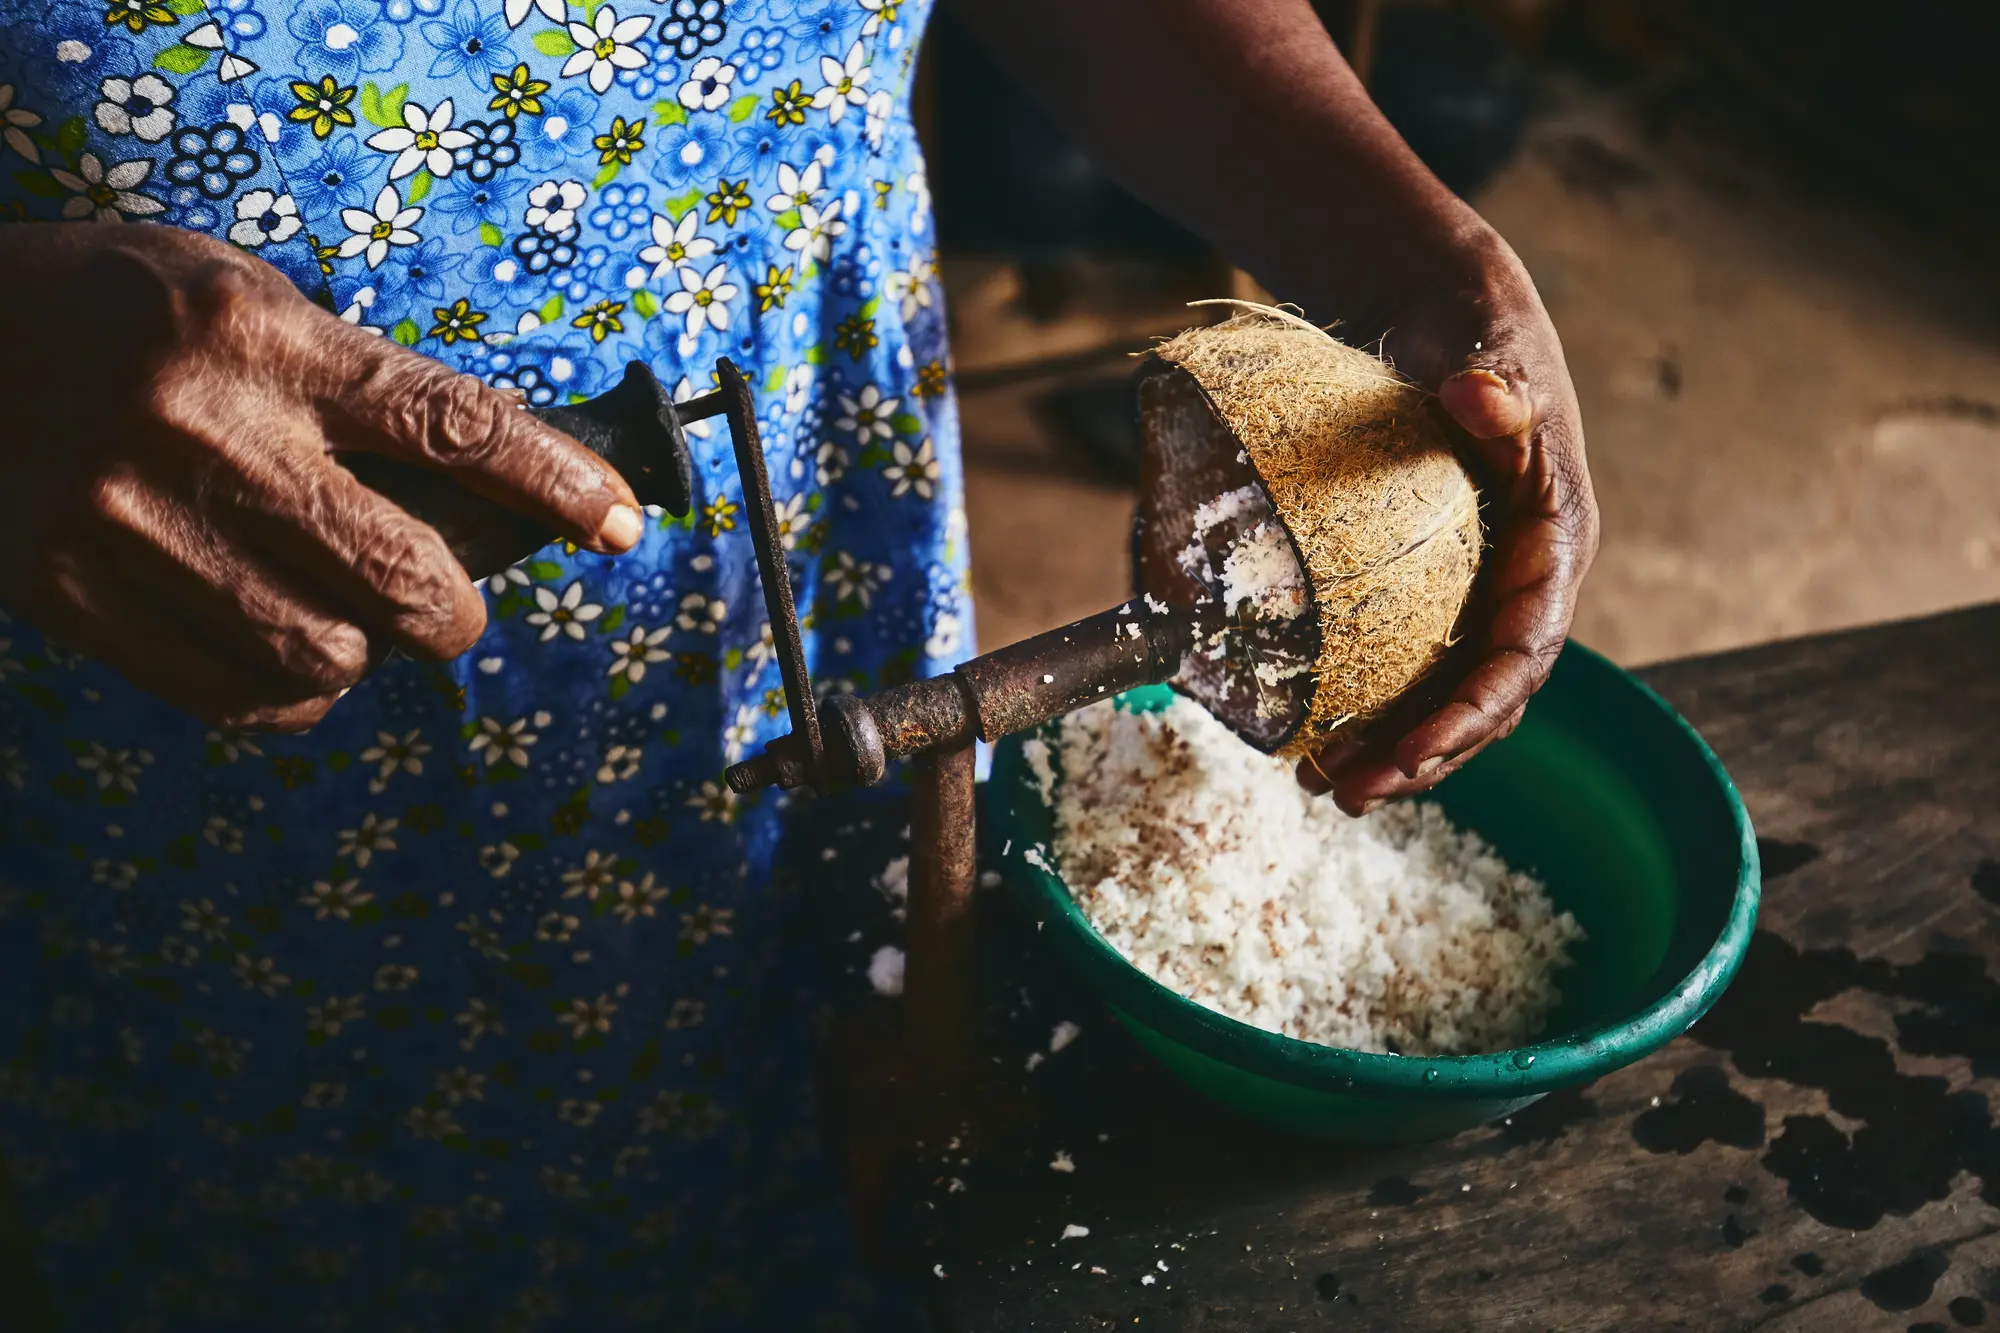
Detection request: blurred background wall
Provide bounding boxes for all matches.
[921,0,2000,664]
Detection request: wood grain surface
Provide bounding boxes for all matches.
[822,605,2000,1332]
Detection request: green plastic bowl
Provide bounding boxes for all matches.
[991,643,1759,1142]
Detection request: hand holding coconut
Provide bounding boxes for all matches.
[955,0,1599,813]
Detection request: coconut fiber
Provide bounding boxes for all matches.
[1141,302,1482,758]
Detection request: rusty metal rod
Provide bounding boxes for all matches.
[904,739,979,1075]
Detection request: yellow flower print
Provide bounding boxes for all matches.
[488,63,550,119]
[753,262,793,312]
[287,76,358,140]
[593,115,643,165]
[765,78,810,126]
[428,298,486,345]
[703,176,751,226]
[571,299,625,343]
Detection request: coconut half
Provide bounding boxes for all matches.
[1135,302,1484,758]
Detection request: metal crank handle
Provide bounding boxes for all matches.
[723,596,1193,794]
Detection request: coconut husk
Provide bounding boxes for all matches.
[1137,302,1483,758]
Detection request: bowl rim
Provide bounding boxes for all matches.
[994,642,1761,1099]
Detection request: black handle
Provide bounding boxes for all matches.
[340,360,715,581]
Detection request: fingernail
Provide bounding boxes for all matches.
[1415,755,1443,778]
[598,504,643,552]
[1359,799,1384,816]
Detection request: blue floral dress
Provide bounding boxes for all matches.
[0,0,962,1325]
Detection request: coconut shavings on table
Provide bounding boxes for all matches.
[1029,696,1582,1055]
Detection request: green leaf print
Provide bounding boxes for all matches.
[390,318,420,346]
[727,93,761,123]
[12,170,62,198]
[53,117,85,157]
[662,185,702,220]
[524,559,564,581]
[479,221,505,247]
[762,365,786,392]
[608,675,632,701]
[652,100,687,128]
[406,168,433,203]
[591,160,620,189]
[537,294,565,324]
[858,294,881,320]
[858,443,891,468]
[151,43,211,74]
[630,290,657,319]
[890,412,923,435]
[598,605,626,633]
[532,28,578,56]
[772,207,801,232]
[360,81,410,129]
[164,0,205,14]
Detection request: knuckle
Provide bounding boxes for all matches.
[264,620,369,692]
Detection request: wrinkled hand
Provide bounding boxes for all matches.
[1296,229,1599,813]
[0,224,643,732]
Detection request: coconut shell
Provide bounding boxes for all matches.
[1136,303,1483,758]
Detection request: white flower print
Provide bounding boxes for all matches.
[192,1026,250,1072]
[595,743,641,784]
[686,780,735,824]
[51,151,164,221]
[814,440,850,488]
[672,375,716,439]
[159,935,201,968]
[434,1066,486,1105]
[455,998,505,1050]
[884,436,940,500]
[91,858,138,890]
[927,610,963,659]
[665,998,705,1030]
[664,261,737,338]
[676,56,736,112]
[771,493,810,551]
[231,953,290,996]
[765,159,825,214]
[825,550,888,607]
[556,1098,601,1129]
[859,0,899,37]
[337,183,422,268]
[557,993,617,1040]
[784,360,815,414]
[723,702,758,760]
[470,716,538,768]
[637,209,714,282]
[76,742,147,794]
[305,994,366,1039]
[180,898,230,942]
[678,903,734,947]
[563,6,651,95]
[485,564,531,597]
[335,812,397,867]
[887,253,937,322]
[560,849,617,901]
[403,1105,462,1141]
[535,911,578,943]
[676,593,724,633]
[374,963,417,992]
[609,873,667,924]
[608,624,671,682]
[835,384,898,446]
[525,580,604,641]
[812,40,871,123]
[228,189,300,248]
[456,914,508,961]
[360,728,429,787]
[298,879,375,921]
[479,842,519,877]
[91,75,172,143]
[365,98,472,180]
[201,814,243,853]
[783,198,845,262]
[864,88,893,149]
[503,0,563,29]
[525,178,587,233]
[339,286,383,334]
[0,85,39,162]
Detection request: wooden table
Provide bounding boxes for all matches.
[797,604,2000,1332]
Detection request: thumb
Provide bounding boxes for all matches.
[1437,368,1533,441]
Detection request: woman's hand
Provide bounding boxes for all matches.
[0,224,643,732]
[948,0,1600,812]
[1293,229,1599,813]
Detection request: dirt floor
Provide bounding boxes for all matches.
[948,80,2000,666]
